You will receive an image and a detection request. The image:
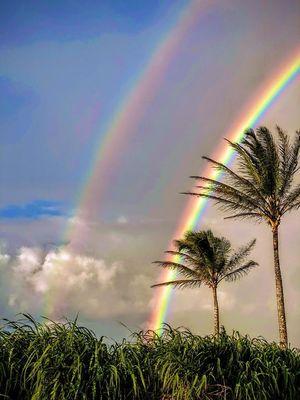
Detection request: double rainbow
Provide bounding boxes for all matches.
[147,52,300,331]
[66,0,214,247]
[57,1,300,328]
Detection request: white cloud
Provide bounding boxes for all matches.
[171,286,236,314]
[117,216,128,224]
[218,290,236,311]
[0,253,10,264]
[15,247,41,274]
[1,244,152,320]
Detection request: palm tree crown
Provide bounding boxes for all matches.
[152,230,257,335]
[184,126,300,227]
[152,230,257,289]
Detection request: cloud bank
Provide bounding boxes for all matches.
[0,243,153,322]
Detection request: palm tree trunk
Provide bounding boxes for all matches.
[272,224,288,348]
[212,285,220,336]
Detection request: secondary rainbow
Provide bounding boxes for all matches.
[43,0,215,318]
[148,51,300,332]
[65,0,214,248]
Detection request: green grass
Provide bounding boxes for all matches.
[0,315,299,399]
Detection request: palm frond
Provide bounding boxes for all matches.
[194,183,266,215]
[258,127,280,171]
[222,260,258,282]
[286,130,300,176]
[171,238,210,268]
[164,250,201,267]
[277,126,290,196]
[281,184,300,214]
[225,239,256,273]
[240,128,278,197]
[224,139,263,186]
[174,232,214,271]
[200,155,267,203]
[224,212,264,222]
[182,192,257,217]
[173,238,196,254]
[255,127,280,196]
[152,261,199,280]
[280,130,300,199]
[193,175,266,210]
[242,129,268,168]
[284,200,300,212]
[151,279,201,289]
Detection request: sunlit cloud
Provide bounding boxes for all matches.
[1,244,153,320]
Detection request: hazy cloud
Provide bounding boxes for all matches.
[1,242,153,321]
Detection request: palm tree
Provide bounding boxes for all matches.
[183,126,300,348]
[152,230,257,336]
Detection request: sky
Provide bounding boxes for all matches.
[0,0,300,344]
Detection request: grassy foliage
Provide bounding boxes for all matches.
[0,316,299,399]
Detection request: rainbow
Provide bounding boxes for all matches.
[148,51,300,332]
[44,0,215,318]
[66,0,214,248]
[43,1,299,324]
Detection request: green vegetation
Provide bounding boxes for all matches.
[184,126,300,348]
[2,126,299,399]
[0,316,299,400]
[152,230,257,336]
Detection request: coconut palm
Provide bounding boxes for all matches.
[183,126,300,348]
[152,230,257,335]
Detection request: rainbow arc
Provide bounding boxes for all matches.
[42,1,299,323]
[148,53,300,331]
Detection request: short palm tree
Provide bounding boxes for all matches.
[183,126,300,348]
[152,230,257,336]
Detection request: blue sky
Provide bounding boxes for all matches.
[0,0,183,45]
[0,0,300,343]
[0,200,63,219]
[0,0,187,212]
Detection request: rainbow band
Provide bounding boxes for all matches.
[44,1,215,318]
[148,52,300,332]
[66,0,214,247]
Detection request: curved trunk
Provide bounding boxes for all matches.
[212,285,220,336]
[272,224,288,348]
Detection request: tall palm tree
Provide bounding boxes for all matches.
[183,126,300,348]
[152,230,257,336]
